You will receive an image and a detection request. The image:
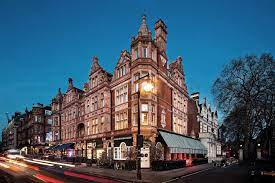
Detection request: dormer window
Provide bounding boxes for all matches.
[120,68,123,77]
[160,55,166,66]
[122,65,126,75]
[92,78,95,88]
[117,70,120,79]
[117,65,127,79]
[135,48,139,59]
[142,47,147,58]
[95,76,98,86]
[178,78,182,86]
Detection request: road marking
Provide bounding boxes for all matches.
[162,167,214,183]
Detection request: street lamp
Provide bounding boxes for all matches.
[135,73,154,181]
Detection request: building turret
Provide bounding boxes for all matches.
[56,88,62,100]
[138,15,149,36]
[90,56,101,75]
[68,78,73,91]
[154,19,167,53]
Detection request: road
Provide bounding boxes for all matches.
[169,163,249,183]
[0,156,119,183]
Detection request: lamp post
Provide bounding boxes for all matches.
[135,73,154,181]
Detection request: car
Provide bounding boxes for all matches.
[249,160,275,183]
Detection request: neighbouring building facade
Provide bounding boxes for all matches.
[49,16,207,166]
[1,104,52,154]
[190,92,221,162]
[1,112,21,151]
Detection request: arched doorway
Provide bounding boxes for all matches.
[77,123,85,138]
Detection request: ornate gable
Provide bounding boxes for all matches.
[169,56,184,75]
[87,56,112,91]
[116,50,131,67]
[90,56,102,75]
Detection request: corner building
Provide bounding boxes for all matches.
[51,16,206,165]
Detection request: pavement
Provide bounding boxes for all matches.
[65,163,214,183]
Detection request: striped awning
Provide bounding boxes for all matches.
[159,130,207,154]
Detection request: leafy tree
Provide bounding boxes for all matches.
[212,53,275,159]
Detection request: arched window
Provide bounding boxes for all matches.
[120,142,127,159]
[161,110,166,128]
[156,142,164,160]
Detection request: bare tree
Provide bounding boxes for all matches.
[212,53,275,159]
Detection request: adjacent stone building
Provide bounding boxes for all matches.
[190,92,221,162]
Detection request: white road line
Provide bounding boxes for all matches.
[162,167,214,183]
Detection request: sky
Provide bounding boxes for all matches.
[0,0,275,136]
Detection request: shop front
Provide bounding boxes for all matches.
[86,139,103,161]
[113,136,133,160]
[75,141,85,157]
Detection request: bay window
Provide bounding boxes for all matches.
[115,84,128,105]
[141,103,148,125]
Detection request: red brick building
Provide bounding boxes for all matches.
[50,16,206,165]
[16,104,52,154]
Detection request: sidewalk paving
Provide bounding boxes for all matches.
[66,163,213,183]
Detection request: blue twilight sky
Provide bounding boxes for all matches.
[0,0,275,136]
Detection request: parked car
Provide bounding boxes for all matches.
[249,160,275,183]
[226,157,238,165]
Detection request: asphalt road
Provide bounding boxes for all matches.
[169,163,249,183]
[0,157,119,183]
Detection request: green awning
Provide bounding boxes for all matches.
[159,130,207,154]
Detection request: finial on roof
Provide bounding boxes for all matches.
[68,78,73,90]
[138,14,149,36]
[202,97,206,106]
[90,56,101,75]
[56,88,62,100]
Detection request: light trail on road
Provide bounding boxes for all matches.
[31,159,76,167]
[0,162,10,169]
[1,156,121,183]
[34,173,65,183]
[24,159,55,167]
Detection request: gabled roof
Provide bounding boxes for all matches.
[90,56,102,75]
[115,50,131,67]
[89,56,113,78]
[169,56,184,75]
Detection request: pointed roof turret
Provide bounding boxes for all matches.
[202,97,206,106]
[90,56,102,75]
[68,78,73,91]
[138,15,149,36]
[56,88,62,100]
